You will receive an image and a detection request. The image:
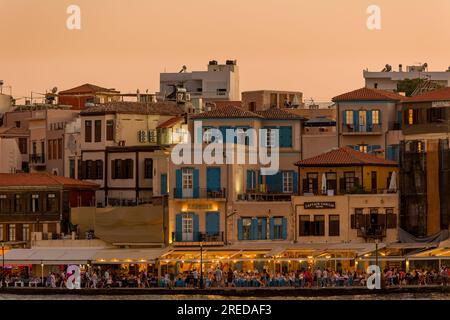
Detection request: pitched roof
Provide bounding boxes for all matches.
[190,105,262,119]
[59,83,119,95]
[295,147,398,167]
[407,87,450,102]
[209,101,242,108]
[332,87,408,102]
[80,101,185,116]
[0,173,99,189]
[0,126,30,136]
[156,116,185,129]
[254,108,303,120]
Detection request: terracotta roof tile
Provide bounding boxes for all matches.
[80,101,185,116]
[59,83,119,95]
[156,116,185,129]
[0,126,30,136]
[332,87,408,102]
[407,87,450,102]
[254,108,303,120]
[295,147,398,167]
[190,105,262,119]
[0,173,99,189]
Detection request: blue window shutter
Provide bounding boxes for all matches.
[387,145,394,160]
[397,111,402,127]
[207,167,220,192]
[193,213,199,241]
[343,111,347,126]
[293,171,298,193]
[266,171,282,193]
[367,111,373,132]
[353,111,359,132]
[355,145,360,152]
[206,211,220,236]
[378,110,382,125]
[246,170,253,191]
[192,169,199,198]
[175,169,182,198]
[251,218,258,240]
[175,214,182,242]
[279,126,292,147]
[282,218,287,240]
[237,219,243,240]
[367,145,372,153]
[261,218,267,240]
[160,173,167,195]
[373,145,381,151]
[269,217,274,240]
[258,170,263,185]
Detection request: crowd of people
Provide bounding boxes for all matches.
[2,266,449,289]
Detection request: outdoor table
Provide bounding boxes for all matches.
[14,281,24,287]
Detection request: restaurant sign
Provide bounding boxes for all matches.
[304,202,336,210]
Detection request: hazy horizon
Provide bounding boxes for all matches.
[1,0,450,102]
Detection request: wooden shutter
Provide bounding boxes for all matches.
[350,214,356,229]
[302,179,308,193]
[111,160,116,179]
[387,214,397,229]
[339,178,346,194]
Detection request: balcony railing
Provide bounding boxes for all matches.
[172,231,224,243]
[342,124,382,134]
[357,225,386,240]
[29,153,45,164]
[238,190,294,201]
[173,188,226,199]
[301,187,396,196]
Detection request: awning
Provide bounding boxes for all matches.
[93,248,168,264]
[3,248,101,265]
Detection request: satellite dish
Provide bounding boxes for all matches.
[51,87,58,94]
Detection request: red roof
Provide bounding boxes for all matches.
[0,173,99,189]
[59,83,119,95]
[210,101,242,108]
[407,87,450,102]
[191,105,302,120]
[254,108,303,120]
[157,116,185,129]
[332,87,408,102]
[295,147,398,167]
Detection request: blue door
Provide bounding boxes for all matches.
[206,211,220,237]
[206,167,221,192]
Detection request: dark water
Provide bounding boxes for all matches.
[0,293,449,300]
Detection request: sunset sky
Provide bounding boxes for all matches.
[1,0,450,102]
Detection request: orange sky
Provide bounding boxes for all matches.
[1,0,450,102]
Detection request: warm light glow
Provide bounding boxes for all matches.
[364,254,370,257]
[307,256,313,259]
[325,255,331,259]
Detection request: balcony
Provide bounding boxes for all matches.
[237,190,294,201]
[357,225,386,240]
[29,153,45,165]
[342,124,382,135]
[171,231,224,245]
[173,188,226,200]
[301,187,396,196]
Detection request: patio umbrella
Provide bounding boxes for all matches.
[321,173,327,194]
[388,171,397,192]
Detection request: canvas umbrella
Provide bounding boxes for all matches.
[321,173,327,194]
[388,171,397,192]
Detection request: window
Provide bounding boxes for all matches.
[0,194,9,213]
[408,109,414,125]
[344,172,356,192]
[106,120,114,141]
[242,218,252,240]
[85,120,92,142]
[299,215,310,236]
[386,208,397,229]
[57,139,62,159]
[282,171,293,193]
[372,110,380,125]
[18,138,27,154]
[31,194,39,213]
[326,172,337,193]
[144,158,153,179]
[86,160,94,179]
[47,193,58,212]
[14,195,22,212]
[23,224,30,241]
[359,111,367,131]
[304,173,318,194]
[329,215,340,236]
[8,224,16,241]
[95,160,103,179]
[94,120,102,142]
[352,208,364,229]
[182,168,193,190]
[15,121,21,128]
[181,213,193,241]
[48,140,53,160]
[247,170,257,191]
[69,159,75,179]
[345,111,353,125]
[52,139,57,160]
[273,217,283,240]
[313,215,325,236]
[357,145,368,153]
[257,217,266,240]
[112,159,133,179]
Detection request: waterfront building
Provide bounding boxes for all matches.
[58,83,121,110]
[0,173,98,247]
[168,105,303,249]
[241,90,303,111]
[78,101,188,207]
[399,87,450,237]
[333,87,406,161]
[159,60,240,102]
[293,147,399,244]
[364,63,450,92]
